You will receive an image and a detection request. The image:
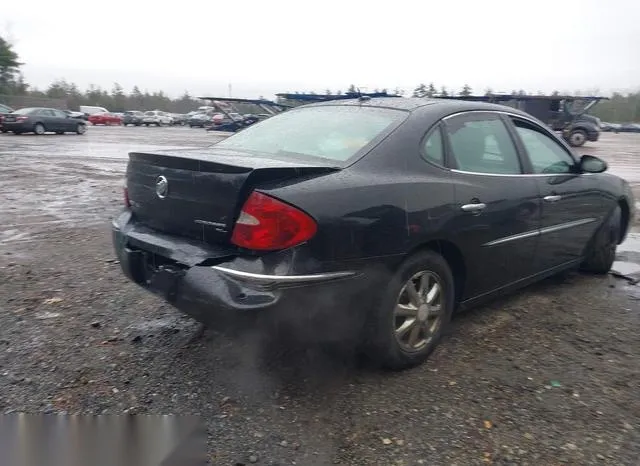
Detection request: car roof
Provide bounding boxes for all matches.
[304,96,535,119]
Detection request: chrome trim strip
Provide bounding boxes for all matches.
[211,266,356,284]
[450,168,585,178]
[484,230,539,247]
[484,218,597,247]
[194,219,227,228]
[539,217,596,235]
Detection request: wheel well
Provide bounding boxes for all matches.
[412,240,466,305]
[618,199,630,244]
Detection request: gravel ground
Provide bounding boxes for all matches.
[0,127,639,465]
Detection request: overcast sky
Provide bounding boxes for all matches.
[3,0,639,99]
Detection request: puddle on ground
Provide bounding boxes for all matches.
[611,261,640,277]
[612,233,640,283]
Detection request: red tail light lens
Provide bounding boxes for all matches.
[124,186,131,208]
[231,192,317,251]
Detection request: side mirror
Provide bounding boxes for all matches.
[579,154,607,173]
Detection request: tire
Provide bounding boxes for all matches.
[34,123,46,135]
[367,250,455,370]
[568,129,587,147]
[580,205,621,274]
[76,124,87,135]
[145,123,149,127]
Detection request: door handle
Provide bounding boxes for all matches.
[461,203,487,212]
[543,195,562,203]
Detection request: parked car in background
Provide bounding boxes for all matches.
[206,112,253,132]
[3,107,87,135]
[171,113,188,125]
[64,110,86,119]
[187,113,212,128]
[88,112,123,126]
[123,111,144,126]
[112,97,634,370]
[618,123,640,133]
[79,106,109,119]
[0,102,14,132]
[143,110,173,126]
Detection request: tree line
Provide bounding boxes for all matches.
[1,36,638,121]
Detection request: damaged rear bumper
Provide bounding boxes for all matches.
[111,211,366,339]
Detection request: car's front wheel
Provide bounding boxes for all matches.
[581,205,621,274]
[568,129,587,147]
[76,124,87,135]
[368,250,455,370]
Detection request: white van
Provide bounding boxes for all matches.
[80,106,109,116]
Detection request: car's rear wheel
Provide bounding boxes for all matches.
[581,205,621,274]
[368,250,455,370]
[34,123,46,135]
[76,124,87,135]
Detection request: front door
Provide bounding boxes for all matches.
[443,111,541,300]
[52,109,73,131]
[505,115,598,271]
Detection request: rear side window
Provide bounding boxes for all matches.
[444,113,522,174]
[421,126,444,166]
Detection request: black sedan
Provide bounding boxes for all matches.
[3,107,87,135]
[112,97,635,370]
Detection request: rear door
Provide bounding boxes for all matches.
[39,109,59,131]
[442,111,541,300]
[505,115,601,271]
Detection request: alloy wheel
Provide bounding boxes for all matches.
[394,271,444,352]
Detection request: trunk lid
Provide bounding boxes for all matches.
[126,148,339,244]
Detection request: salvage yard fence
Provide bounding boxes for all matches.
[0,94,68,110]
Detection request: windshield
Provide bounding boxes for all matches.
[213,105,406,163]
[144,111,155,116]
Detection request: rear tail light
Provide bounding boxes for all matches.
[124,186,131,208]
[231,192,317,251]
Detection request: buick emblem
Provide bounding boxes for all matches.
[155,175,169,199]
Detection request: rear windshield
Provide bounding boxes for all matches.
[12,108,37,115]
[213,105,406,163]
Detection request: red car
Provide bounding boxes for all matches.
[88,112,122,126]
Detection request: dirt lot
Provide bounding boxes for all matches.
[1,127,639,465]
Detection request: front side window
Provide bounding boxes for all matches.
[53,110,67,118]
[214,105,407,164]
[444,113,522,174]
[512,119,575,174]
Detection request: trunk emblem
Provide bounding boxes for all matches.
[155,176,169,199]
